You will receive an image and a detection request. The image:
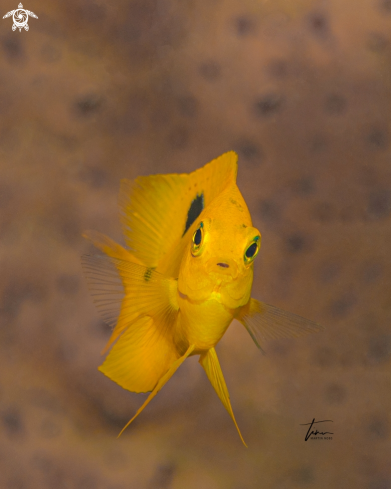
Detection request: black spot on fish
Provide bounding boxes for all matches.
[230,198,243,211]
[144,268,154,282]
[183,193,204,236]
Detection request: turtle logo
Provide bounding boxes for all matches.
[3,3,38,32]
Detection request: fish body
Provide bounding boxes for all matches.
[82,151,322,446]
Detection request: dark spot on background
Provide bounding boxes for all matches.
[379,0,391,13]
[328,292,357,318]
[57,274,80,295]
[75,94,102,117]
[2,35,24,62]
[60,216,81,245]
[177,95,199,118]
[6,478,25,489]
[235,140,264,163]
[267,58,288,78]
[367,478,391,489]
[367,189,391,219]
[360,261,383,284]
[290,466,314,484]
[233,15,256,36]
[324,93,347,115]
[291,177,314,196]
[1,282,46,319]
[367,334,391,364]
[2,408,23,436]
[318,261,341,283]
[259,200,281,222]
[311,346,338,368]
[366,125,389,150]
[365,414,390,440]
[253,93,283,117]
[324,383,347,404]
[148,463,176,489]
[367,32,388,52]
[183,193,204,235]
[313,202,336,223]
[199,60,221,81]
[79,165,109,188]
[90,319,111,338]
[285,233,310,254]
[168,126,189,149]
[308,12,329,38]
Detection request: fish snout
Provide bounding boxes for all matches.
[206,257,239,279]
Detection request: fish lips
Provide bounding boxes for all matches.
[205,257,239,281]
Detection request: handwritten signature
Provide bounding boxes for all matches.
[300,418,334,441]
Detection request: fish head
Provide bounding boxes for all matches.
[178,184,261,308]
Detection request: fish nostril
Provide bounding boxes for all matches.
[217,262,229,268]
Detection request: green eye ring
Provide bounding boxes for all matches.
[191,222,204,256]
[244,236,260,265]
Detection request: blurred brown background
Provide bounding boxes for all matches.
[0,0,390,487]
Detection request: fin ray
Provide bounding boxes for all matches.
[199,347,247,447]
[118,344,195,436]
[240,298,323,350]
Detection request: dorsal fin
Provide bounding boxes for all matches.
[119,151,238,271]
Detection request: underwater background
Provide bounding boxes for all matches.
[0,0,390,487]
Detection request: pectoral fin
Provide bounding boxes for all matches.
[199,348,247,447]
[118,344,195,437]
[239,298,323,351]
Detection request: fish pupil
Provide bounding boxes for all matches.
[246,242,257,258]
[194,228,202,246]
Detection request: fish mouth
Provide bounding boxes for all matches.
[205,257,239,280]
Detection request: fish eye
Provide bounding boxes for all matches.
[191,222,204,256]
[244,236,260,265]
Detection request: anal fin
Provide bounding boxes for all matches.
[118,344,195,437]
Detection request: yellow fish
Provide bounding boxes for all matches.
[82,151,322,446]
